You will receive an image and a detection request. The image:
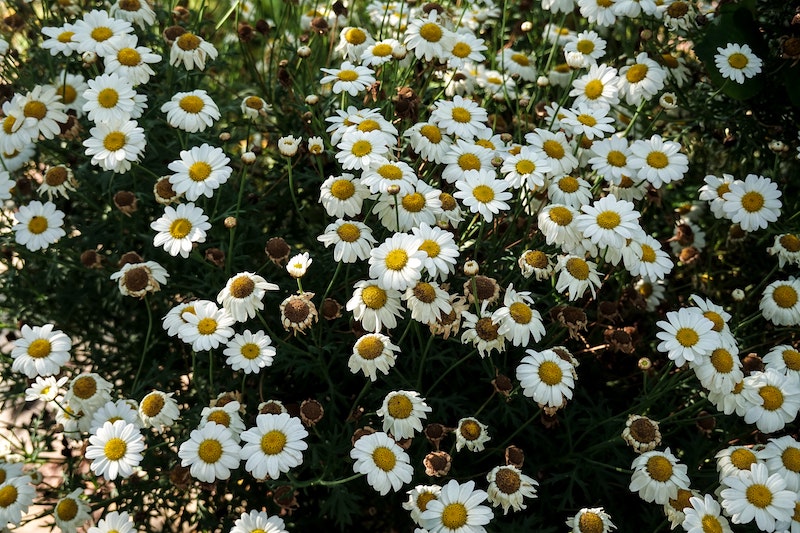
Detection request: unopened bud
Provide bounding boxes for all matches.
[305,94,319,105]
[521,21,534,32]
[224,216,237,229]
[732,288,745,301]
[297,45,312,58]
[219,132,231,142]
[536,75,550,87]
[463,260,479,276]
[241,151,256,164]
[386,184,401,195]
[81,51,97,66]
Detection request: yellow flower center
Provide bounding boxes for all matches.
[413,282,436,303]
[420,124,442,143]
[475,317,499,341]
[361,286,387,309]
[90,26,113,42]
[596,210,620,229]
[451,107,471,123]
[472,184,495,203]
[419,239,440,258]
[460,420,481,440]
[452,42,472,58]
[372,446,396,472]
[0,485,18,508]
[701,515,723,533]
[417,491,437,512]
[515,160,535,175]
[549,206,573,226]
[240,343,261,360]
[177,33,201,51]
[710,348,734,373]
[457,153,481,171]
[197,318,218,335]
[773,285,798,308]
[376,164,402,181]
[230,276,255,298]
[103,131,127,152]
[188,161,212,182]
[387,394,413,419]
[56,498,79,521]
[487,76,503,85]
[675,327,699,347]
[57,31,74,43]
[524,250,548,268]
[419,22,443,43]
[55,85,77,104]
[538,360,563,386]
[759,385,784,411]
[45,167,68,186]
[351,140,372,157]
[345,27,366,45]
[509,302,532,324]
[640,244,656,263]
[169,218,192,239]
[260,430,287,455]
[141,394,165,417]
[745,484,773,509]
[357,120,380,133]
[104,437,128,461]
[576,40,595,55]
[24,101,47,120]
[638,281,653,297]
[337,223,361,242]
[97,88,119,109]
[431,502,466,532]
[646,455,673,482]
[558,176,579,193]
[577,114,597,127]
[727,53,749,70]
[356,336,384,360]
[207,411,230,427]
[566,257,589,280]
[535,143,560,163]
[596,0,613,6]
[73,376,97,399]
[337,69,359,82]
[116,47,142,67]
[179,95,205,114]
[198,439,223,463]
[626,64,649,83]
[740,191,765,213]
[780,234,800,252]
[385,249,409,271]
[783,349,800,371]
[372,43,392,57]
[330,179,355,200]
[402,192,426,212]
[783,447,800,472]
[729,448,757,470]
[27,216,49,235]
[703,311,725,332]
[3,115,17,134]
[510,53,529,66]
[584,80,604,100]
[646,151,669,169]
[669,488,694,511]
[578,511,604,533]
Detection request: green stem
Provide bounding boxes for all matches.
[131,295,154,394]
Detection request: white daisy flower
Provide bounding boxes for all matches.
[455,417,491,452]
[361,157,418,195]
[139,390,180,430]
[325,106,387,146]
[560,102,616,140]
[538,204,581,248]
[682,495,733,533]
[588,136,635,184]
[498,48,537,80]
[317,219,376,263]
[179,300,235,351]
[420,479,492,532]
[82,72,144,123]
[656,307,717,367]
[239,413,307,480]
[720,462,795,531]
[178,422,241,483]
[716,445,762,481]
[224,330,276,374]
[430,95,488,141]
[346,279,404,332]
[82,118,146,173]
[0,475,36,527]
[628,134,689,189]
[368,233,426,292]
[629,448,690,504]
[447,30,488,69]
[52,71,88,117]
[525,128,579,176]
[622,234,674,280]
[54,488,91,532]
[569,62,620,108]
[698,173,738,219]
[741,369,800,434]
[404,11,450,62]
[442,139,495,184]
[437,191,465,227]
[168,143,232,201]
[335,26,375,62]
[404,485,442,526]
[721,173,782,232]
[349,332,400,380]
[1,142,36,173]
[0,97,37,156]
[547,175,593,208]
[335,129,390,171]
[85,420,145,480]
[277,135,301,156]
[25,375,68,402]
[518,250,554,280]
[151,202,211,259]
[564,30,607,64]
[109,0,156,28]
[763,345,800,378]
[200,401,246,439]
[758,435,800,492]
[66,372,113,414]
[11,324,71,379]
[403,281,452,326]
[286,252,312,279]
[38,164,77,200]
[320,62,376,96]
[768,233,800,268]
[517,348,576,410]
[693,342,743,395]
[360,38,400,67]
[377,390,432,440]
[760,278,800,326]
[576,194,642,249]
[500,146,550,190]
[486,465,538,515]
[461,303,507,358]
[453,169,511,222]
[319,173,372,218]
[170,31,218,70]
[351,431,413,495]
[555,255,602,301]
[566,507,616,532]
[110,261,169,298]
[230,510,287,533]
[617,52,667,105]
[578,0,618,26]
[41,23,79,57]
[12,200,66,252]
[715,43,762,84]
[89,399,141,434]
[161,90,220,133]
[410,223,459,282]
[491,284,545,347]
[87,511,136,533]
[404,121,452,164]
[374,182,442,232]
[71,10,132,56]
[162,301,200,338]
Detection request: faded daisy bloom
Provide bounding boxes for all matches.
[110,260,169,297]
[217,272,279,323]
